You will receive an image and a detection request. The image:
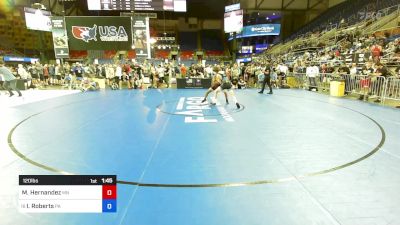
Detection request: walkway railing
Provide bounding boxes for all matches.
[288,73,400,104]
[383,77,400,103]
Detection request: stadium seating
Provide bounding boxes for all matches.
[69,50,88,59]
[178,32,198,50]
[288,0,400,41]
[201,30,223,51]
[205,50,224,57]
[155,50,169,59]
[179,50,195,60]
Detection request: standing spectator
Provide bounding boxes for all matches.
[95,64,101,77]
[372,62,391,103]
[306,63,319,91]
[0,59,22,97]
[277,62,289,87]
[49,64,55,85]
[115,64,122,79]
[74,64,84,87]
[359,62,374,101]
[43,64,49,86]
[156,64,164,88]
[149,63,156,88]
[231,63,240,80]
[205,65,213,78]
[101,65,107,78]
[36,62,44,86]
[240,63,246,78]
[17,64,30,89]
[338,63,351,95]
[54,64,61,85]
[106,64,115,86]
[180,64,187,78]
[132,63,143,89]
[370,42,382,63]
[29,64,39,88]
[349,63,358,75]
[164,64,170,88]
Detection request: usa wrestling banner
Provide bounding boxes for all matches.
[65,16,132,50]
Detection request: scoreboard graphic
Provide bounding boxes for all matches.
[19,175,117,213]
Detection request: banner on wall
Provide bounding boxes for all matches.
[51,17,70,58]
[3,56,39,63]
[65,16,132,50]
[132,16,151,58]
[228,24,281,40]
[255,44,269,53]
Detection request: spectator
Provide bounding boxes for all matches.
[306,63,319,91]
[350,63,358,75]
[370,42,382,62]
[180,64,187,78]
[372,62,390,103]
[0,59,22,97]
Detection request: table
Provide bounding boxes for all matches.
[176,78,211,89]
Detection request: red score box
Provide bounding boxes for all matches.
[102,185,117,199]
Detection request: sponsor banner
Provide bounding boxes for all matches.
[120,12,158,18]
[65,17,132,50]
[3,56,39,63]
[132,17,151,58]
[242,24,281,36]
[155,37,175,41]
[225,3,240,12]
[236,57,252,64]
[228,24,280,40]
[51,17,70,58]
[240,46,253,54]
[255,44,268,53]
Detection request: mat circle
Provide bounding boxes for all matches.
[7,95,385,188]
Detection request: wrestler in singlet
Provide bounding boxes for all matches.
[201,71,223,103]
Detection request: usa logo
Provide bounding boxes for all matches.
[72,25,97,43]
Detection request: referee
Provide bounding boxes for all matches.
[258,65,273,94]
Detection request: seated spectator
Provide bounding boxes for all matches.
[80,78,99,92]
[238,76,246,89]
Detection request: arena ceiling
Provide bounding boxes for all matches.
[234,0,346,12]
[12,0,346,19]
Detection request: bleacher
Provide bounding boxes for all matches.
[287,0,400,41]
[178,32,198,50]
[268,0,400,56]
[179,50,195,60]
[201,30,223,51]
[0,7,53,57]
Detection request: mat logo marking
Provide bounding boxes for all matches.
[175,97,234,123]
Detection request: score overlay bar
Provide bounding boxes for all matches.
[19,175,117,213]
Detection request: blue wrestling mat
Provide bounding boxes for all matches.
[1,89,400,225]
